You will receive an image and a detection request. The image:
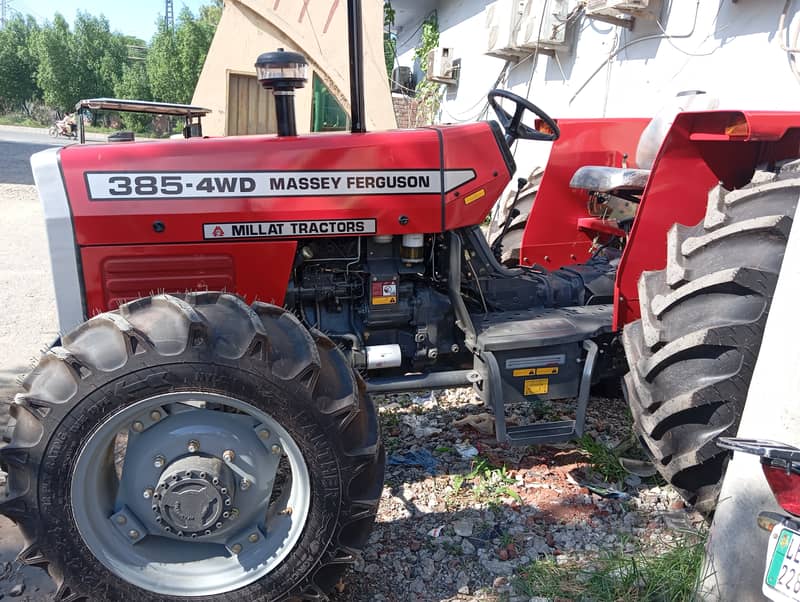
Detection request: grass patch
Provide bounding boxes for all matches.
[0,114,43,128]
[515,534,705,601]
[452,456,522,504]
[578,434,627,484]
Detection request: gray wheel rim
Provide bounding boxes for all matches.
[71,391,311,597]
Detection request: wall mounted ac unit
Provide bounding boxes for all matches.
[516,0,571,52]
[585,0,657,18]
[426,47,456,84]
[485,0,528,59]
[391,66,414,94]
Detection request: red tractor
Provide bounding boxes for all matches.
[6,1,800,599]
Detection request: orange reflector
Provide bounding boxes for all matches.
[537,122,555,136]
[725,116,750,137]
[464,189,485,205]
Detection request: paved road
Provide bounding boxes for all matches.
[0,126,74,185]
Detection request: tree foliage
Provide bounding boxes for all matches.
[0,15,40,113]
[0,3,219,119]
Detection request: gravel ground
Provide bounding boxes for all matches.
[0,184,57,599]
[329,389,705,602]
[0,183,705,601]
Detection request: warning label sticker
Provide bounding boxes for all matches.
[512,367,559,377]
[203,219,376,239]
[523,378,549,396]
[371,280,397,305]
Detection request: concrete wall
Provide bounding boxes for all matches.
[395,0,800,177]
[193,0,396,135]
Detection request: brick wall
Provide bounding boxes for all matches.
[392,93,419,129]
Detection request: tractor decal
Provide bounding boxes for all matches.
[84,168,477,200]
[202,218,376,239]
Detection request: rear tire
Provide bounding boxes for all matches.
[487,168,542,265]
[0,293,383,600]
[622,167,800,512]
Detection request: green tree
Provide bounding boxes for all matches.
[33,14,77,113]
[0,15,40,114]
[115,62,152,131]
[71,12,127,101]
[147,6,217,104]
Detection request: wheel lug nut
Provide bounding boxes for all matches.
[132,421,144,432]
[187,440,200,453]
[153,455,166,468]
[231,543,242,554]
[258,429,270,440]
[128,529,140,539]
[115,515,127,525]
[271,444,282,455]
[248,533,259,543]
[143,488,154,499]
[240,479,251,491]
[150,410,161,421]
[222,449,235,462]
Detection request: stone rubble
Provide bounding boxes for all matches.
[332,387,706,602]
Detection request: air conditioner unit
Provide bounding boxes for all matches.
[516,0,571,52]
[426,47,456,84]
[585,0,658,18]
[485,0,528,59]
[391,66,414,94]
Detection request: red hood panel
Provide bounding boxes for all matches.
[59,124,511,246]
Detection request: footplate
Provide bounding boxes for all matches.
[471,305,610,446]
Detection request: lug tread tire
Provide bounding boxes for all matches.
[487,169,542,265]
[1,292,383,601]
[622,171,800,512]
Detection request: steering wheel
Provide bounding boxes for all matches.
[488,89,560,144]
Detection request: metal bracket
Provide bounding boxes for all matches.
[486,339,600,446]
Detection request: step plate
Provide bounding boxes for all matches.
[506,420,576,446]
[472,305,613,351]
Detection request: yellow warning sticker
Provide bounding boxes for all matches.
[513,367,559,377]
[524,378,549,395]
[464,189,486,205]
[372,296,397,305]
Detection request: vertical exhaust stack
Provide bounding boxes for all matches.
[347,0,366,133]
[255,48,308,136]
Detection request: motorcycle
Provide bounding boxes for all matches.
[718,437,800,602]
[48,117,77,139]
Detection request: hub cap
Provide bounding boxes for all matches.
[70,392,311,597]
[155,456,232,535]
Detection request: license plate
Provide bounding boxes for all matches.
[765,524,800,601]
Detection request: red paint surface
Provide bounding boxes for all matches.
[60,125,509,247]
[614,110,800,328]
[61,124,508,314]
[80,241,296,315]
[519,118,650,268]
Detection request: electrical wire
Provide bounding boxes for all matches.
[655,0,725,58]
[569,0,702,105]
[778,0,800,84]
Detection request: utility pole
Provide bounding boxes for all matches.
[1,0,9,29]
[165,0,174,32]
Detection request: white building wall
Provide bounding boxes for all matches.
[395,0,800,178]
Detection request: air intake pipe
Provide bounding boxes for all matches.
[255,48,308,137]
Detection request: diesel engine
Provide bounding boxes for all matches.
[284,228,616,374]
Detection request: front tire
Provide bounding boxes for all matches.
[1,293,383,600]
[622,167,799,512]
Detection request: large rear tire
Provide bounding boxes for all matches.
[0,292,383,600]
[487,168,542,265]
[622,167,800,512]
